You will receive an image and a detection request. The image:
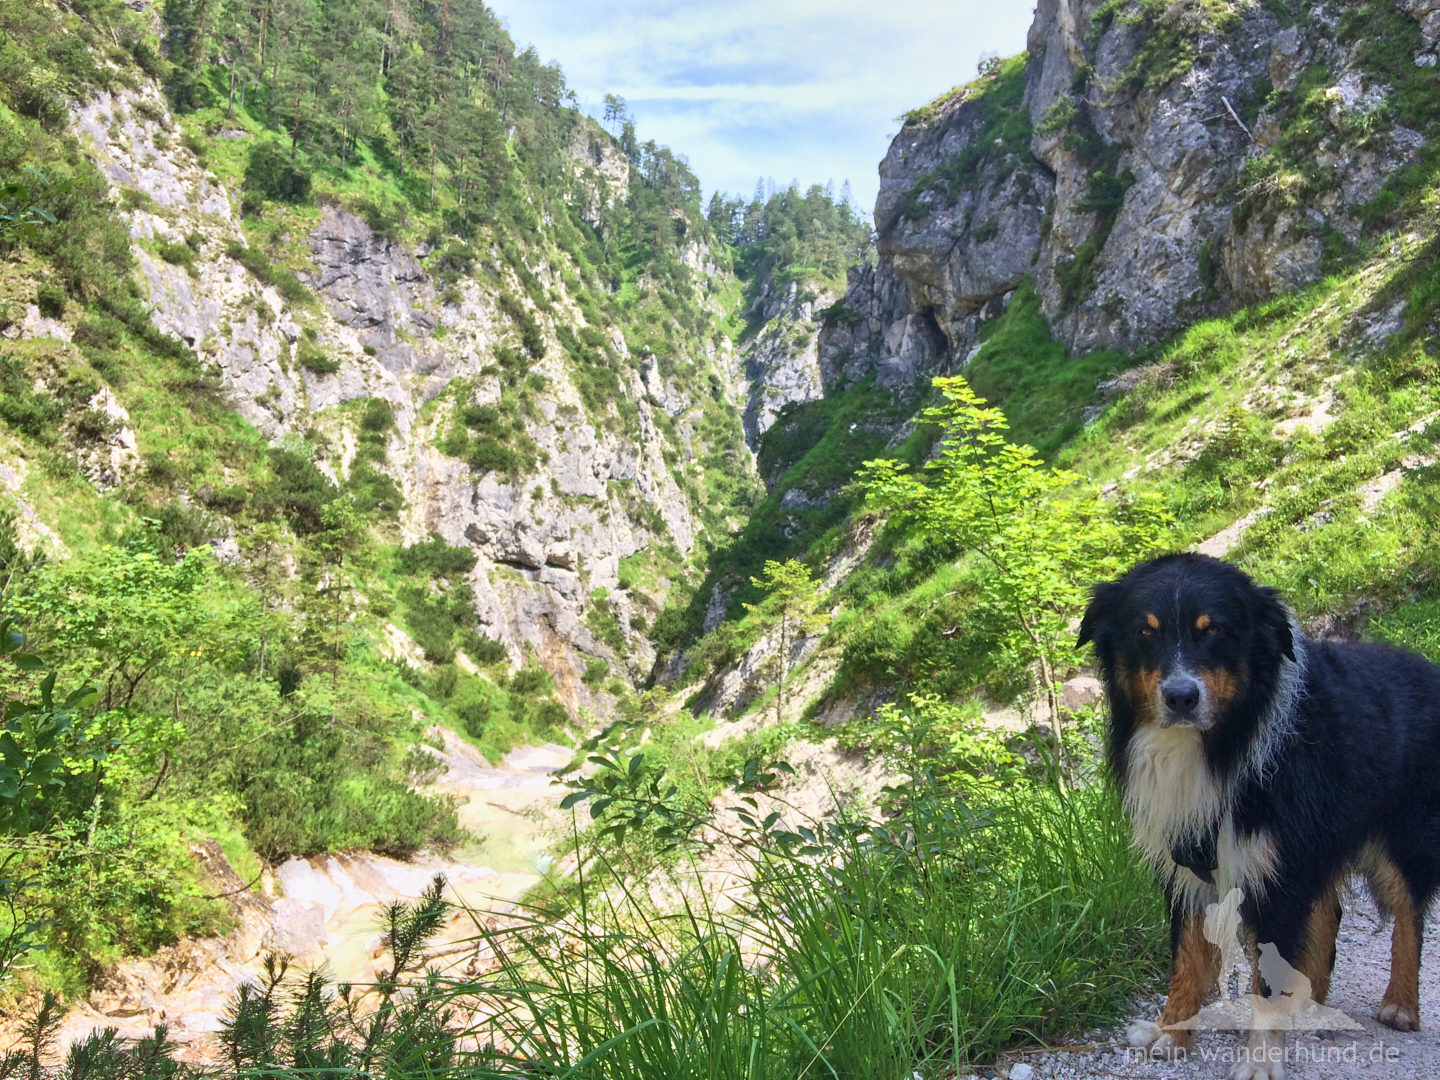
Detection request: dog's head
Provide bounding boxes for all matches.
[1078,554,1294,733]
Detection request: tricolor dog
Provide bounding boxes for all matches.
[1079,554,1440,1079]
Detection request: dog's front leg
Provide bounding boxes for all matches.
[1129,897,1219,1057]
[1227,918,1311,1080]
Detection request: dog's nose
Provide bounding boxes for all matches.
[1161,675,1202,716]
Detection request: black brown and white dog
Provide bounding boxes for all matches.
[1079,553,1440,1080]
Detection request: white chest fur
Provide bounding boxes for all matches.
[1124,724,1279,911]
[1125,723,1223,868]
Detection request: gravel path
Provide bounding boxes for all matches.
[997,896,1440,1080]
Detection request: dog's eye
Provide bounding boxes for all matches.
[1139,626,1155,638]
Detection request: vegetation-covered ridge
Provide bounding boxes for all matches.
[0,0,768,996]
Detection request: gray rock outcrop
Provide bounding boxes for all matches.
[821,0,1433,388]
[63,82,750,715]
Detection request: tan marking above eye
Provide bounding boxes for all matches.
[1195,614,1212,631]
[1145,613,1160,629]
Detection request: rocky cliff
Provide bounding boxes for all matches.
[4,72,762,717]
[821,0,1434,390]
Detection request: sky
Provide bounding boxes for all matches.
[498,0,1036,220]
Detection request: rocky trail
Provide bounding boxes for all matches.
[1003,898,1440,1080]
[50,731,572,1062]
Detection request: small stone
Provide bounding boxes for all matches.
[1009,1065,1036,1080]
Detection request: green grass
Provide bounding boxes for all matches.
[964,280,1130,456]
[38,768,1158,1078]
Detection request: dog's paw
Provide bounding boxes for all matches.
[1126,1019,1177,1058]
[1375,1002,1420,1032]
[1226,1060,1286,1080]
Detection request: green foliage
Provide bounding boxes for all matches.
[155,237,198,277]
[0,353,64,442]
[235,695,461,859]
[1036,96,1078,137]
[297,338,340,375]
[243,142,312,204]
[223,242,311,305]
[711,182,871,294]
[297,497,371,688]
[397,582,478,664]
[0,168,65,249]
[743,560,829,725]
[1088,0,1241,93]
[261,446,337,535]
[534,715,1161,1076]
[901,54,1031,220]
[861,377,1170,775]
[963,280,1129,456]
[395,533,477,579]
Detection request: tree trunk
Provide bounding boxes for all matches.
[331,565,342,692]
[379,7,390,77]
[1039,650,1068,791]
[227,60,236,119]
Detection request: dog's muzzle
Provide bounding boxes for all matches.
[1160,673,1209,728]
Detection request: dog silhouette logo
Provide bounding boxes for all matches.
[1167,888,1363,1031]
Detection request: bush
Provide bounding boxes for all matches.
[156,238,198,277]
[0,355,62,441]
[398,583,479,663]
[582,657,609,686]
[236,706,461,859]
[243,141,312,204]
[224,242,312,304]
[360,397,394,433]
[455,695,491,737]
[396,533,478,579]
[298,348,339,375]
[35,282,66,319]
[429,664,458,700]
[468,439,519,473]
[260,447,336,535]
[457,628,507,665]
[509,665,554,696]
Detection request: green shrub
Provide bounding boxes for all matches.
[236,707,461,859]
[457,628,507,664]
[35,282,66,319]
[509,665,554,696]
[260,447,336,534]
[224,242,312,304]
[455,695,491,737]
[396,533,478,578]
[243,141,312,204]
[429,663,459,700]
[298,348,339,375]
[0,355,62,442]
[156,238,198,277]
[360,397,394,432]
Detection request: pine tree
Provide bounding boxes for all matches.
[297,496,370,691]
[744,560,830,727]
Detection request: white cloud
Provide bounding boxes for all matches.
[499,0,1034,216]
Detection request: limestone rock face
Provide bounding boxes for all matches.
[739,279,832,445]
[823,0,1433,382]
[63,83,745,714]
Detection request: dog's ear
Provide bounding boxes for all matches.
[1078,580,1121,649]
[1255,585,1296,662]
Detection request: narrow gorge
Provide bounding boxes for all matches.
[3,0,1440,1070]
